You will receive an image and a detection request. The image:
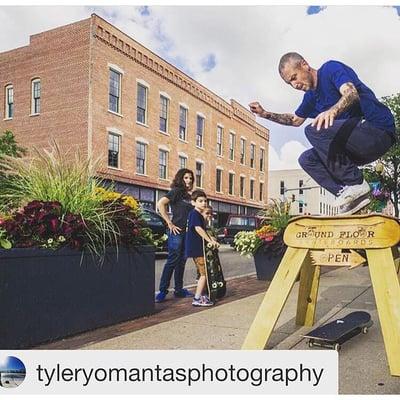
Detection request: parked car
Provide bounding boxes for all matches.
[217,214,263,245]
[141,208,168,251]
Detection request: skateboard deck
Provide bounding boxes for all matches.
[303,311,373,351]
[203,241,226,303]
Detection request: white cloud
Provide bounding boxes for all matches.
[269,140,308,170]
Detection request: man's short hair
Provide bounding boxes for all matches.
[278,52,305,74]
[191,189,207,201]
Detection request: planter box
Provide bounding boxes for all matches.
[253,248,284,281]
[0,246,155,349]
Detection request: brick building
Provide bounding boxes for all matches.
[0,14,270,226]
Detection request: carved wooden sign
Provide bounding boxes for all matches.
[310,249,366,268]
[284,215,400,249]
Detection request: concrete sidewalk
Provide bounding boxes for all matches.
[82,266,400,395]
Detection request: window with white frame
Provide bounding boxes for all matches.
[250,179,255,199]
[250,143,256,168]
[240,138,246,165]
[229,132,235,161]
[179,155,187,169]
[259,148,265,172]
[216,126,223,156]
[159,95,169,133]
[216,169,222,192]
[196,115,204,148]
[137,83,147,124]
[109,69,121,114]
[136,142,147,175]
[259,182,264,202]
[195,162,203,187]
[31,79,41,114]
[299,179,304,195]
[108,133,120,168]
[299,202,303,214]
[228,172,235,195]
[179,106,187,141]
[159,149,168,179]
[5,85,13,119]
[240,176,245,197]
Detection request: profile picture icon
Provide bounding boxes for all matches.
[0,356,26,388]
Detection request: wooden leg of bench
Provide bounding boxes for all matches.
[366,248,400,377]
[296,252,320,327]
[242,247,308,350]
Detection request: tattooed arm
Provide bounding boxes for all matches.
[312,82,360,131]
[249,102,305,127]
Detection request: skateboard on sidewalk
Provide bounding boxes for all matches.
[303,311,373,351]
[203,240,226,303]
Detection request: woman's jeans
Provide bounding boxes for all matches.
[158,230,187,293]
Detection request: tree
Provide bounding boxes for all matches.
[0,130,26,159]
[363,93,400,217]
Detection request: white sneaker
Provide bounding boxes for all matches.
[335,180,371,215]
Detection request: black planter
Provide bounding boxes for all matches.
[253,248,284,281]
[0,245,155,349]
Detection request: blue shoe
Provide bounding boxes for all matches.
[155,290,168,303]
[174,288,194,298]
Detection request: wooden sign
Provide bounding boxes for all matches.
[310,249,366,268]
[284,215,400,249]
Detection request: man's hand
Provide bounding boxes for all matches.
[168,222,182,235]
[249,102,265,117]
[311,109,338,131]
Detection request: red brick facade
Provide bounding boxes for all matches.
[0,14,270,221]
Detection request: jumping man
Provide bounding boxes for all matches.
[250,52,396,214]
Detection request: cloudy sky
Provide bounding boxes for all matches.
[1,5,399,170]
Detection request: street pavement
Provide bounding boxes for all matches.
[155,244,255,291]
[84,262,400,395]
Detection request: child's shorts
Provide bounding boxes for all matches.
[193,256,206,277]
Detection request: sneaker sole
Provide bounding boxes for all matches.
[338,196,371,215]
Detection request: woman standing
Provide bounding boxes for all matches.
[156,169,195,302]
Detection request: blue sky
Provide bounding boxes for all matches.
[0,5,399,170]
[0,356,25,372]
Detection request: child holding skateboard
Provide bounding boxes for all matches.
[185,190,219,307]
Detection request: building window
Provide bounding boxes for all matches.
[250,179,255,200]
[250,144,256,168]
[216,126,223,156]
[240,138,246,165]
[229,132,235,161]
[159,95,169,133]
[179,106,187,141]
[196,115,204,148]
[109,69,121,114]
[216,169,222,192]
[319,202,322,214]
[228,173,235,195]
[299,179,304,195]
[136,142,146,175]
[108,133,120,168]
[5,85,13,119]
[259,182,264,202]
[240,176,245,197]
[159,149,168,179]
[299,202,303,214]
[260,148,265,172]
[137,83,147,124]
[31,79,41,114]
[280,180,285,196]
[179,155,187,169]
[195,162,203,188]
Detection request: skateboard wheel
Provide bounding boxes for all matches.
[308,341,314,348]
[207,243,213,248]
[212,283,218,288]
[334,343,341,351]
[362,327,369,334]
[219,282,224,287]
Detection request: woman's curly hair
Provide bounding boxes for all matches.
[171,168,194,190]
